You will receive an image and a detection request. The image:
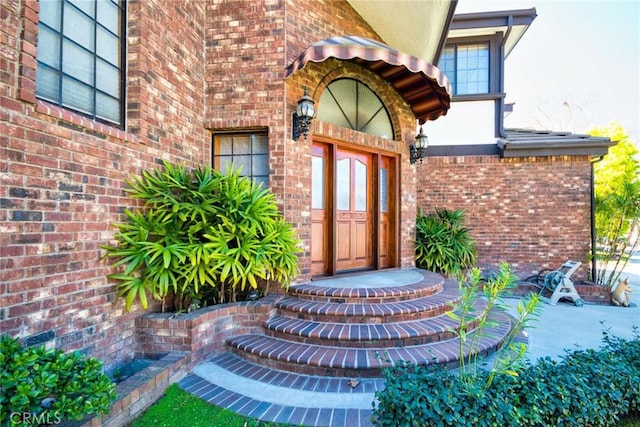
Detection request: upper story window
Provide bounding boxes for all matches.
[36,0,125,126]
[213,132,269,188]
[318,79,393,139]
[440,42,490,96]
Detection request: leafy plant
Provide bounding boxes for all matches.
[446,262,540,392]
[591,123,640,287]
[373,327,640,426]
[0,335,116,425]
[414,208,476,277]
[102,161,301,311]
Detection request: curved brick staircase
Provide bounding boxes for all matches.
[179,269,516,426]
[226,269,512,377]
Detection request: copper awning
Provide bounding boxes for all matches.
[285,36,451,123]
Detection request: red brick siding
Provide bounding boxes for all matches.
[3,0,399,368]
[1,0,207,369]
[417,155,593,281]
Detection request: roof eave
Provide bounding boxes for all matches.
[497,129,617,158]
[447,8,537,57]
[347,0,457,63]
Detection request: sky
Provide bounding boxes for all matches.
[456,0,640,146]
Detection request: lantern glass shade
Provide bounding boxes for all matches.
[297,93,315,118]
[415,127,428,149]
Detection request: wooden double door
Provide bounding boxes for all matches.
[311,141,398,276]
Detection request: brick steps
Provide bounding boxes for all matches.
[264,301,487,348]
[275,280,461,323]
[288,270,444,303]
[228,311,511,377]
[226,269,514,377]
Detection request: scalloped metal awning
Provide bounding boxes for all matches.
[285,36,452,123]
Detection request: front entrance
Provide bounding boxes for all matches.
[311,141,398,276]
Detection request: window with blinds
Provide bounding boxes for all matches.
[440,43,490,95]
[36,0,124,126]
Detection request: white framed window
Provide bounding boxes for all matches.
[36,0,125,126]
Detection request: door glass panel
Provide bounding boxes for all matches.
[380,168,388,213]
[355,160,367,212]
[318,78,393,139]
[312,156,325,209]
[337,158,350,211]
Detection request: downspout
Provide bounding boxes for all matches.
[497,16,513,138]
[590,156,604,282]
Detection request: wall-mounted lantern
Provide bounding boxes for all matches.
[292,87,315,140]
[410,125,428,164]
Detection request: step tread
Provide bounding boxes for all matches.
[228,311,512,371]
[290,270,444,300]
[265,302,486,341]
[276,284,460,318]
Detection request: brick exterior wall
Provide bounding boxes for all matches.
[1,0,207,369]
[0,0,599,376]
[417,155,593,281]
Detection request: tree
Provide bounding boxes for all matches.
[591,123,640,287]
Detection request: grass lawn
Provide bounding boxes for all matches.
[132,384,291,427]
[134,383,639,427]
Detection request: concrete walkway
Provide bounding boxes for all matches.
[511,249,639,362]
[179,254,640,426]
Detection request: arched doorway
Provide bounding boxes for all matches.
[311,79,398,276]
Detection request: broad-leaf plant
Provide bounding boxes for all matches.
[102,161,301,311]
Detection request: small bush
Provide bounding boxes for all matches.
[373,328,640,426]
[414,208,476,277]
[0,335,116,425]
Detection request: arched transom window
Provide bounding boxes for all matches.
[318,78,393,139]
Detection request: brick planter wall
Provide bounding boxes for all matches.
[135,295,279,363]
[64,352,191,427]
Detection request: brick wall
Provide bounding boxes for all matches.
[417,155,593,281]
[1,0,207,369]
[2,0,405,369]
[1,0,601,376]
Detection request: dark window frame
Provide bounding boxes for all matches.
[212,131,270,188]
[35,0,126,128]
[440,34,502,100]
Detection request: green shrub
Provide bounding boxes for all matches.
[414,208,476,277]
[373,328,640,426]
[0,335,116,426]
[447,263,540,392]
[102,161,301,310]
